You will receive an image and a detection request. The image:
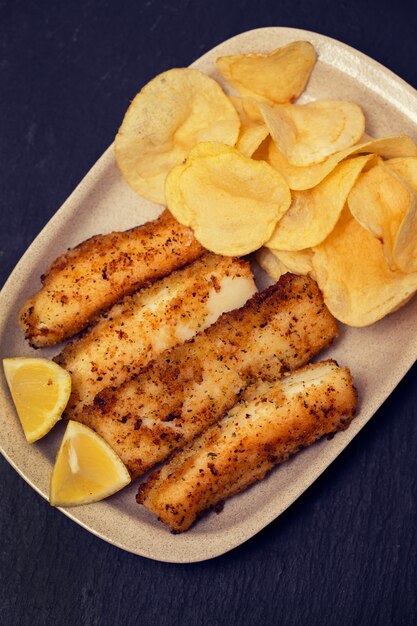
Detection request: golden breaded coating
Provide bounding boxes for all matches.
[137,360,357,532]
[79,274,338,478]
[55,253,256,418]
[19,210,204,347]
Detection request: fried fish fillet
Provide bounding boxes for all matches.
[80,274,338,478]
[55,253,256,418]
[137,360,357,532]
[19,210,204,347]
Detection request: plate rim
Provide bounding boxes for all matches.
[1,26,417,563]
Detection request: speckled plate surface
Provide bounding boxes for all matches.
[1,27,417,563]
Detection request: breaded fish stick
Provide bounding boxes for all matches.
[137,361,357,532]
[80,274,338,478]
[55,253,256,418]
[19,210,204,347]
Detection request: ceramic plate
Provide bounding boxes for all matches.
[1,27,417,563]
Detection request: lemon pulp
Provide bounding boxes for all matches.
[3,357,71,443]
[50,420,131,507]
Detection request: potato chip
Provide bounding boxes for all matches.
[348,162,417,273]
[237,125,269,159]
[251,136,272,162]
[359,132,374,143]
[115,68,240,205]
[386,157,417,192]
[166,142,291,256]
[312,210,417,326]
[259,99,365,166]
[163,160,194,226]
[216,41,316,104]
[267,135,417,190]
[165,141,234,226]
[268,247,314,276]
[229,96,269,157]
[267,155,373,251]
[255,247,289,281]
[229,96,263,124]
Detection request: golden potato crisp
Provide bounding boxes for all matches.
[267,155,374,250]
[165,142,233,226]
[229,96,269,157]
[386,157,417,192]
[255,247,289,281]
[216,41,316,104]
[312,210,417,326]
[268,248,314,276]
[166,142,291,256]
[162,162,194,226]
[251,136,272,162]
[260,99,365,166]
[348,162,417,273]
[267,135,417,190]
[115,68,240,205]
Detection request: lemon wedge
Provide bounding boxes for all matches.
[3,357,71,443]
[50,420,131,507]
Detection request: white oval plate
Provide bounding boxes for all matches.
[1,27,417,563]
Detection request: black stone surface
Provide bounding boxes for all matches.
[1,1,416,625]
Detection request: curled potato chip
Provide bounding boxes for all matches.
[216,41,317,104]
[260,99,365,166]
[256,247,314,282]
[312,210,417,326]
[267,135,417,190]
[267,155,374,250]
[162,161,193,226]
[237,126,269,158]
[348,162,417,273]
[268,248,314,276]
[165,141,234,226]
[255,247,289,281]
[229,96,269,157]
[166,142,291,256]
[251,136,272,162]
[386,157,417,192]
[115,68,240,205]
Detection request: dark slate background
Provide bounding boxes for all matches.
[1,1,416,625]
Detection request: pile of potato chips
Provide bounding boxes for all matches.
[115,41,417,327]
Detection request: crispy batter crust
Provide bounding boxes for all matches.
[19,210,204,347]
[137,360,357,532]
[55,253,255,418]
[79,274,338,478]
